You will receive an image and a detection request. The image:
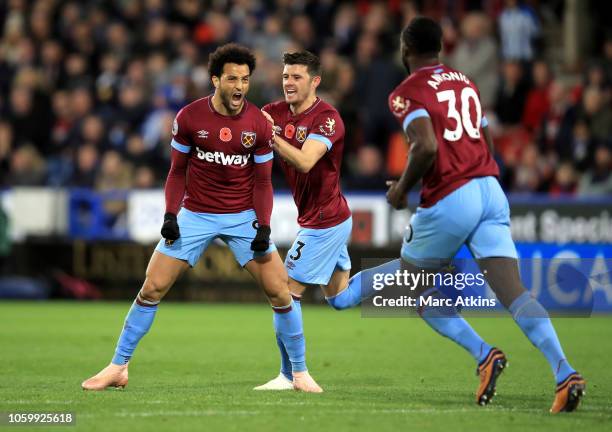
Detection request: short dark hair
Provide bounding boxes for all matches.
[282,51,321,76]
[401,17,442,56]
[208,43,256,78]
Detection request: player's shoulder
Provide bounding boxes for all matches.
[314,98,340,116]
[261,99,288,116]
[177,96,211,119]
[312,98,343,132]
[389,73,422,102]
[242,99,265,119]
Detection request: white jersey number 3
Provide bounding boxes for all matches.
[436,87,482,141]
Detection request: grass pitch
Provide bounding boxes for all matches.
[1,302,611,432]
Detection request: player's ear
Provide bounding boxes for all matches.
[211,76,220,89]
[312,75,321,89]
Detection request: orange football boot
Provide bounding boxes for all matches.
[476,347,507,405]
[550,372,586,413]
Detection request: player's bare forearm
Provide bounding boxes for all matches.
[272,134,323,173]
[396,146,435,194]
[396,117,438,194]
[482,125,494,155]
[164,148,189,214]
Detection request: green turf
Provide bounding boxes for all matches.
[1,302,611,432]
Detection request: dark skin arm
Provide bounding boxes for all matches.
[386,116,438,209]
[482,124,494,154]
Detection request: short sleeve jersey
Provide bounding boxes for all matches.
[263,98,351,228]
[388,64,499,207]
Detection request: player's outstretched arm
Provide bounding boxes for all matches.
[482,124,494,155]
[161,148,188,240]
[251,159,273,251]
[387,117,438,209]
[272,134,327,173]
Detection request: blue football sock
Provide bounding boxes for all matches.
[275,295,301,380]
[273,300,306,373]
[509,291,575,383]
[326,259,401,310]
[276,334,292,380]
[419,288,491,364]
[112,293,159,365]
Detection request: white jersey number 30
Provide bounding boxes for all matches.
[436,87,482,141]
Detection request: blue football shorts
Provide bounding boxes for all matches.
[155,208,276,267]
[401,176,518,268]
[285,216,352,285]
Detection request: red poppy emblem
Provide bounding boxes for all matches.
[219,127,232,142]
[284,124,295,139]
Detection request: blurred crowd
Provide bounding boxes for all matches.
[1,0,611,198]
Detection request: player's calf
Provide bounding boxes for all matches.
[325,260,400,310]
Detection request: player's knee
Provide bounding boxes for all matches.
[326,295,349,311]
[266,276,291,306]
[267,290,291,307]
[140,276,170,302]
[270,272,289,294]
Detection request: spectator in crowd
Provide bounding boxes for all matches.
[9,143,46,186]
[578,144,612,196]
[522,60,552,132]
[498,0,540,61]
[95,150,133,230]
[566,119,596,171]
[253,15,292,60]
[549,161,578,196]
[333,3,359,56]
[580,86,612,145]
[448,12,498,109]
[7,84,52,153]
[133,165,157,189]
[0,0,609,196]
[0,122,13,186]
[512,144,542,193]
[345,146,388,191]
[354,32,403,153]
[70,143,99,188]
[538,80,571,152]
[495,61,530,127]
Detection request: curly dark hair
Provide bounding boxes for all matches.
[401,17,442,56]
[283,51,321,76]
[208,43,256,78]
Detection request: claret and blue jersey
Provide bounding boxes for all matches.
[264,98,353,285]
[388,63,517,265]
[171,95,274,214]
[156,95,276,267]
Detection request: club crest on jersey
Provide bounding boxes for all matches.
[296,126,308,143]
[219,127,232,142]
[319,117,336,137]
[241,131,256,148]
[285,124,295,139]
[391,95,410,117]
